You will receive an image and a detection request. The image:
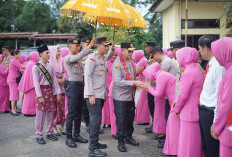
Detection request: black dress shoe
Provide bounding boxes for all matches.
[54,133,61,136]
[161,152,170,156]
[138,123,150,125]
[89,148,107,157]
[24,114,36,117]
[154,134,166,140]
[36,138,46,144]
[97,142,107,149]
[73,135,88,143]
[118,141,126,152]
[46,134,58,141]
[112,135,118,140]
[10,111,19,116]
[125,137,139,146]
[158,142,164,149]
[66,138,77,148]
[145,126,153,133]
[158,138,166,144]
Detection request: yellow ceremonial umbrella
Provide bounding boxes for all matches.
[61,0,135,27]
[124,4,147,28]
[60,0,80,17]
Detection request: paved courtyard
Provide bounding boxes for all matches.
[0,111,164,157]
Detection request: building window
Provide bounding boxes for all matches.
[181,19,220,29]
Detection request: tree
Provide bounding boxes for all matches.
[0,0,25,32]
[224,2,232,37]
[14,0,56,33]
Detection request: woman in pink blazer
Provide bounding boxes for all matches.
[211,37,232,157]
[143,63,179,155]
[132,50,150,124]
[0,55,10,112]
[7,49,26,116]
[174,47,204,157]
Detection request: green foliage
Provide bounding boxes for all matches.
[224,2,232,37]
[14,0,56,33]
[0,0,25,32]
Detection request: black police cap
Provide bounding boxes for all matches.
[81,37,91,44]
[97,37,112,45]
[121,42,136,51]
[168,40,185,51]
[145,41,156,47]
[67,38,81,45]
[37,45,49,54]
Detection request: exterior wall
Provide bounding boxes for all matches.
[162,1,229,48]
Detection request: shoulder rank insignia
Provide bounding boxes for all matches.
[90,58,95,62]
[115,65,120,70]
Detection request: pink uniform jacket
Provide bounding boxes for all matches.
[212,37,232,147]
[174,47,204,122]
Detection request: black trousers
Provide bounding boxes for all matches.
[81,100,89,126]
[199,105,219,157]
[165,99,170,121]
[148,93,155,119]
[65,81,84,138]
[86,98,104,150]
[113,99,135,140]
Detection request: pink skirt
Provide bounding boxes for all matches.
[153,97,166,133]
[21,88,36,115]
[163,111,180,155]
[8,82,19,101]
[102,93,111,125]
[135,88,150,123]
[53,93,65,125]
[178,120,203,157]
[220,143,232,157]
[109,96,117,135]
[0,86,10,111]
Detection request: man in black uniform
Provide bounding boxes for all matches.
[144,41,156,133]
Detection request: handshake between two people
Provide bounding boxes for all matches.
[133,81,151,89]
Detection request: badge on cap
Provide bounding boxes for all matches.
[131,43,133,48]
[73,40,78,44]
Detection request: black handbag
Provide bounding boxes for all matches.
[16,71,22,84]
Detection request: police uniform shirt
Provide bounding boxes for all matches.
[112,57,135,101]
[84,50,114,99]
[161,55,179,76]
[64,48,91,82]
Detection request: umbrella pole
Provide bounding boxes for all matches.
[94,17,98,37]
[113,25,116,40]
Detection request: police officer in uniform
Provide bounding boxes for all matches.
[80,37,91,132]
[144,41,156,133]
[84,37,115,157]
[64,38,96,148]
[112,42,143,152]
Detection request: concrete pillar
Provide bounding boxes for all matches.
[34,40,36,47]
[15,38,18,49]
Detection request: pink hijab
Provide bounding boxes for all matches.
[176,47,199,68]
[132,50,144,62]
[163,48,173,59]
[18,52,39,93]
[49,46,63,75]
[115,47,122,58]
[211,37,232,70]
[143,63,161,80]
[19,54,28,65]
[61,48,69,58]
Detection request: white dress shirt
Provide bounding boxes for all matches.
[200,57,226,120]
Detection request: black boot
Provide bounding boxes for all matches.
[118,139,126,152]
[73,134,88,143]
[145,125,153,133]
[125,136,139,146]
[89,148,107,157]
[66,138,77,148]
